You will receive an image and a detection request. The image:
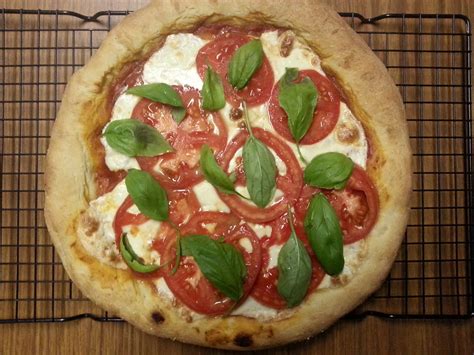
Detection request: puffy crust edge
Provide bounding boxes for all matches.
[45,0,412,350]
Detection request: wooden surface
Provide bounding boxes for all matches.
[1,0,473,354]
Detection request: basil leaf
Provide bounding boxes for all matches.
[127,83,183,107]
[103,119,173,157]
[180,235,247,301]
[228,39,264,90]
[120,234,160,273]
[200,145,237,195]
[127,83,186,124]
[304,193,344,276]
[277,211,312,308]
[279,68,318,142]
[125,169,168,221]
[243,136,277,208]
[202,66,225,111]
[304,152,354,189]
[171,107,187,124]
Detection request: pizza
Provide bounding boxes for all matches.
[45,0,411,350]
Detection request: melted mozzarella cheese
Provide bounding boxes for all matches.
[192,180,230,213]
[78,180,162,266]
[267,244,283,270]
[231,297,279,320]
[248,223,272,239]
[77,181,128,268]
[123,220,162,265]
[143,33,207,88]
[219,103,243,143]
[261,30,324,80]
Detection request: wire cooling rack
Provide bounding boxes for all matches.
[0,10,472,323]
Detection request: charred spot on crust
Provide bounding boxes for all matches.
[233,333,253,347]
[151,311,165,324]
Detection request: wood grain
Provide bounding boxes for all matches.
[0,0,473,354]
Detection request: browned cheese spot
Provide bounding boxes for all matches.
[279,31,295,57]
[336,121,359,145]
[229,107,243,121]
[151,311,165,324]
[81,212,99,236]
[233,333,254,347]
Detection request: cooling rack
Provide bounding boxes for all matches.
[0,9,472,323]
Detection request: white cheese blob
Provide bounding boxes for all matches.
[248,223,272,239]
[231,297,279,320]
[267,244,283,270]
[192,180,230,213]
[122,219,162,265]
[78,179,163,266]
[143,33,208,88]
[77,181,129,268]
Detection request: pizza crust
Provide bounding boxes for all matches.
[45,0,411,350]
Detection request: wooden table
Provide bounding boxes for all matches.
[0,1,472,354]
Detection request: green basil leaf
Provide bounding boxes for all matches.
[228,39,264,90]
[127,83,184,107]
[279,68,318,142]
[243,136,277,208]
[125,169,168,221]
[180,235,246,301]
[200,145,238,195]
[103,119,173,157]
[277,211,312,308]
[171,107,187,124]
[202,66,225,111]
[304,152,354,189]
[120,234,160,273]
[304,193,344,276]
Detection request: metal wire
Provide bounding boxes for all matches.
[0,9,472,322]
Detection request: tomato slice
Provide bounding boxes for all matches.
[295,166,379,244]
[156,217,262,315]
[113,196,149,246]
[268,69,341,145]
[325,166,379,244]
[131,86,228,189]
[250,212,325,309]
[180,211,241,237]
[196,33,274,107]
[168,188,201,227]
[218,128,303,223]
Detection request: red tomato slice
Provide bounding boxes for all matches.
[156,218,262,315]
[168,188,201,227]
[131,86,228,189]
[250,213,325,309]
[180,211,241,237]
[113,196,149,246]
[295,166,379,244]
[218,128,303,223]
[268,69,341,144]
[325,166,379,244]
[196,33,274,107]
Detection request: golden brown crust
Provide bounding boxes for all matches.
[45,0,411,350]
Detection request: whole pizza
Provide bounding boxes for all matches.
[45,0,411,350]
